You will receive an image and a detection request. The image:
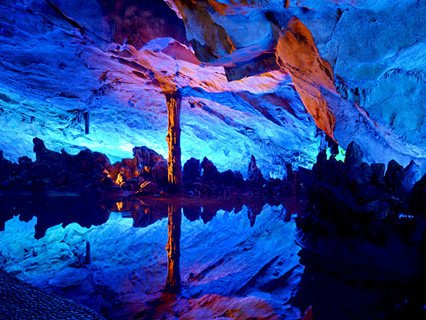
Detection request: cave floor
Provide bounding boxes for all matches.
[0,268,102,319]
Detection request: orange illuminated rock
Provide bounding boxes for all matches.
[165,90,183,186]
[166,0,236,62]
[276,17,337,139]
[165,1,337,139]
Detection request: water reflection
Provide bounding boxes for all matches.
[1,195,418,319]
[0,197,297,319]
[112,197,291,294]
[0,195,112,239]
[165,204,181,293]
[0,195,292,242]
[0,195,301,307]
[112,197,290,228]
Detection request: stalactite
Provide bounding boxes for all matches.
[165,204,181,293]
[165,90,182,187]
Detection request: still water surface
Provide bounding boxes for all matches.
[0,196,421,319]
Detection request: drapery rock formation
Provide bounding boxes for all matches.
[275,17,336,138]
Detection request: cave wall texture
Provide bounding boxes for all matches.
[0,0,424,175]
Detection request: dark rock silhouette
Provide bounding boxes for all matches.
[401,160,421,193]
[0,151,15,183]
[410,175,426,216]
[201,157,221,185]
[183,158,201,184]
[385,159,405,191]
[297,141,426,278]
[247,155,265,186]
[0,138,277,198]
[220,170,244,187]
[344,141,363,167]
[0,138,113,194]
[371,163,385,185]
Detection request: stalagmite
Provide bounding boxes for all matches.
[165,90,182,187]
[165,204,181,293]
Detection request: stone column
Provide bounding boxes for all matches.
[165,90,182,187]
[165,204,181,293]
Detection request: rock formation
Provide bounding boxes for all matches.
[182,157,201,184]
[0,137,284,198]
[247,155,265,186]
[297,141,426,276]
[0,138,113,194]
[2,0,423,175]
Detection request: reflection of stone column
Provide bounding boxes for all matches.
[165,91,182,187]
[165,204,181,293]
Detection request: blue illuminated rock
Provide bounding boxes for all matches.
[0,0,320,176]
[0,0,424,178]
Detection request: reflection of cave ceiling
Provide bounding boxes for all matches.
[0,0,424,174]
